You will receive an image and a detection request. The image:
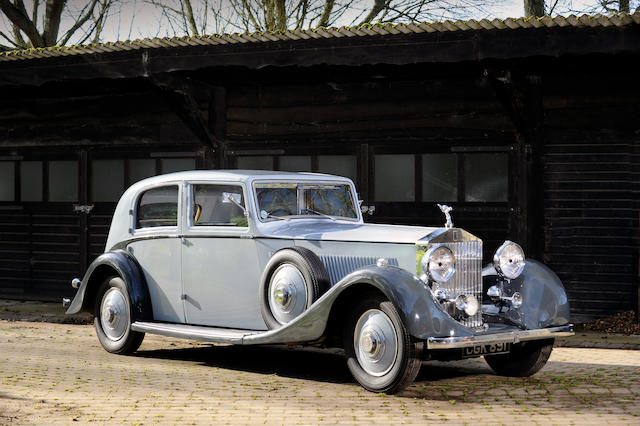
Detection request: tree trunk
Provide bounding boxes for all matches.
[619,0,630,12]
[524,0,545,17]
[318,0,334,27]
[274,0,286,31]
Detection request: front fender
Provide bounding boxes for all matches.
[482,259,571,329]
[244,265,472,345]
[65,250,153,322]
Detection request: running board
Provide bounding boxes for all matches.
[131,321,263,344]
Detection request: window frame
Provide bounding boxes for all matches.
[372,146,511,204]
[133,184,182,232]
[183,181,252,237]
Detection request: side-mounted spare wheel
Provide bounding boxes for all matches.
[484,338,554,377]
[259,246,330,329]
[94,276,145,354]
[344,294,423,394]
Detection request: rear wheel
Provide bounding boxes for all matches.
[344,295,422,394]
[94,276,144,354]
[484,338,554,377]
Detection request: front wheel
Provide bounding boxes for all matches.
[344,295,423,394]
[94,276,144,354]
[484,338,554,377]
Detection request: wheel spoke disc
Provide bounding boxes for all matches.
[354,309,399,377]
[268,264,307,324]
[100,287,129,341]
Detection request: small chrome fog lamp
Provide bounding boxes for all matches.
[421,245,455,284]
[511,292,523,309]
[493,240,525,280]
[454,294,479,316]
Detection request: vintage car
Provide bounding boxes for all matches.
[65,170,573,393]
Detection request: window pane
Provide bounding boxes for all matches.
[279,156,311,172]
[464,153,508,202]
[374,155,415,202]
[236,156,273,170]
[49,161,78,202]
[422,154,457,202]
[318,155,357,183]
[92,160,124,202]
[136,186,179,228]
[161,158,195,174]
[20,161,43,202]
[193,185,247,227]
[129,159,156,185]
[0,162,14,201]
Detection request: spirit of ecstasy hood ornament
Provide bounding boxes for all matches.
[437,204,454,229]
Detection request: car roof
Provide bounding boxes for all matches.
[131,169,352,187]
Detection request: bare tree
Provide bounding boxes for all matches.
[0,0,113,51]
[526,0,639,16]
[145,0,502,37]
[524,0,545,16]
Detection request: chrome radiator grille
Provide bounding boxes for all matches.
[437,240,483,329]
[319,255,399,286]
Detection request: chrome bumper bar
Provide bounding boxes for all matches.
[427,325,574,350]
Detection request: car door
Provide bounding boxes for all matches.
[181,182,266,330]
[127,183,185,323]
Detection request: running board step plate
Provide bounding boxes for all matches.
[131,321,262,344]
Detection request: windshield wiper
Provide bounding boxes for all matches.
[260,210,290,221]
[302,208,336,221]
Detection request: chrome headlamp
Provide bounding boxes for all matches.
[493,240,525,280]
[421,245,455,284]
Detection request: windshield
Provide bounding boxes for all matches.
[254,182,358,221]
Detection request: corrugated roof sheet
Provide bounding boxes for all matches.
[1,12,638,63]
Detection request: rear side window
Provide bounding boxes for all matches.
[136,186,179,228]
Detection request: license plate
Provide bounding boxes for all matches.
[461,342,511,358]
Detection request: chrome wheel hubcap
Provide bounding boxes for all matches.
[268,264,307,324]
[354,309,399,377]
[100,287,129,341]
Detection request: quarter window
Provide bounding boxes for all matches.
[136,186,179,228]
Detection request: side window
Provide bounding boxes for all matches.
[192,184,247,227]
[136,186,179,229]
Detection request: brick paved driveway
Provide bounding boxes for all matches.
[1,320,639,425]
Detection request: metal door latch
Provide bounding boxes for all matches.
[73,204,94,214]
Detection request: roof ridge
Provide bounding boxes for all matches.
[1,11,638,61]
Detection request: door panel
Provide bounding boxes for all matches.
[182,238,265,329]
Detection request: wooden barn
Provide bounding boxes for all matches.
[0,14,638,322]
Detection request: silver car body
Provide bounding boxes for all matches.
[68,170,572,349]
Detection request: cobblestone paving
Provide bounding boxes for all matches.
[1,320,639,425]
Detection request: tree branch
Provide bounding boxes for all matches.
[183,0,199,35]
[0,0,44,47]
[318,0,333,27]
[58,0,100,46]
[360,0,389,25]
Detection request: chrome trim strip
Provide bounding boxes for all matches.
[426,325,574,349]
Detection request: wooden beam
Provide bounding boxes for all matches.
[487,68,544,260]
[149,73,217,148]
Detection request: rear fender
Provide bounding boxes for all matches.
[66,250,153,322]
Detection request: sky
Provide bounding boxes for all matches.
[0,0,633,47]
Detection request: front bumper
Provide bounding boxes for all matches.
[427,324,574,350]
